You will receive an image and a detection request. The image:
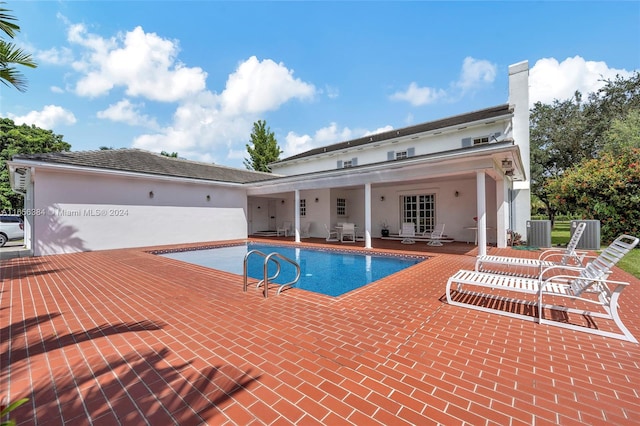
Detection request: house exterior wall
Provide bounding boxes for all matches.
[30,168,247,256]
[260,176,498,244]
[271,123,510,176]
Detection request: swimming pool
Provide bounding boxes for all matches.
[158,243,426,297]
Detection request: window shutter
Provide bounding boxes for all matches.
[351,157,358,166]
[337,160,343,169]
[407,147,415,157]
[387,151,395,161]
[461,137,472,148]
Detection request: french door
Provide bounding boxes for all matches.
[401,194,435,234]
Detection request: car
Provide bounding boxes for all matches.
[0,215,24,247]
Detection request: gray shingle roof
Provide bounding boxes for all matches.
[12,149,276,184]
[273,104,512,164]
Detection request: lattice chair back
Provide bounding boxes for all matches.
[570,234,639,296]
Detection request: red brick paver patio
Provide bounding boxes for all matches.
[2,238,639,425]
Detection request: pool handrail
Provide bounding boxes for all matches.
[243,249,301,297]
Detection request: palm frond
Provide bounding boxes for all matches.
[0,3,20,38]
[0,66,28,91]
[0,41,37,92]
[0,40,37,68]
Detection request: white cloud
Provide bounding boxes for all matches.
[390,57,496,106]
[51,86,64,94]
[404,113,414,125]
[97,99,159,129]
[313,122,353,144]
[456,57,497,91]
[35,46,74,65]
[529,56,636,105]
[363,125,394,136]
[69,24,207,101]
[8,105,77,130]
[324,84,340,99]
[220,56,316,115]
[390,82,446,106]
[132,56,317,164]
[40,18,319,165]
[283,122,394,157]
[284,132,314,157]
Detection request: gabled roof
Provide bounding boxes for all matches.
[11,149,276,184]
[272,104,512,164]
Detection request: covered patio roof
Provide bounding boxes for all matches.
[247,140,525,195]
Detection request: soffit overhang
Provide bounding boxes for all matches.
[247,141,525,196]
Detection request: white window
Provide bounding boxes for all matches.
[300,199,306,217]
[388,148,414,160]
[473,136,489,145]
[337,157,358,168]
[337,198,346,216]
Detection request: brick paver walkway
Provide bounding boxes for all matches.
[2,238,639,425]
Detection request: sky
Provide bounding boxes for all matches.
[2,1,639,169]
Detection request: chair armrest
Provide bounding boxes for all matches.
[540,274,629,288]
[538,263,590,280]
[538,248,566,260]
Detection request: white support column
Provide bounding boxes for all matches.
[294,190,300,243]
[364,183,372,249]
[476,170,487,256]
[496,177,508,248]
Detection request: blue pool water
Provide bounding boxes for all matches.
[159,243,425,297]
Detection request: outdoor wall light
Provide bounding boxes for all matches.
[206,194,211,201]
[257,205,261,209]
[315,197,319,203]
[501,159,513,169]
[380,196,385,202]
[149,191,154,199]
[281,199,285,204]
[455,191,460,197]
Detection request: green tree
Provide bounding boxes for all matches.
[548,146,640,243]
[602,109,640,154]
[160,150,178,158]
[583,72,640,153]
[0,2,37,92]
[244,120,281,172]
[1,118,71,211]
[530,72,640,221]
[530,93,587,223]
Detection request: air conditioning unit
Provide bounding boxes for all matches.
[571,220,601,250]
[526,220,551,248]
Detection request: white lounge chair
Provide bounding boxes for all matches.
[277,221,292,237]
[425,224,450,246]
[324,224,338,242]
[446,234,639,343]
[399,222,416,244]
[475,222,588,275]
[341,223,356,243]
[300,222,311,238]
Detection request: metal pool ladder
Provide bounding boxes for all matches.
[243,249,301,297]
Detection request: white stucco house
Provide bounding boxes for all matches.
[8,61,530,257]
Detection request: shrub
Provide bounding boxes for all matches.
[547,147,640,243]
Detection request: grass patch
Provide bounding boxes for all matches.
[551,221,571,246]
[619,249,640,278]
[552,221,640,279]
